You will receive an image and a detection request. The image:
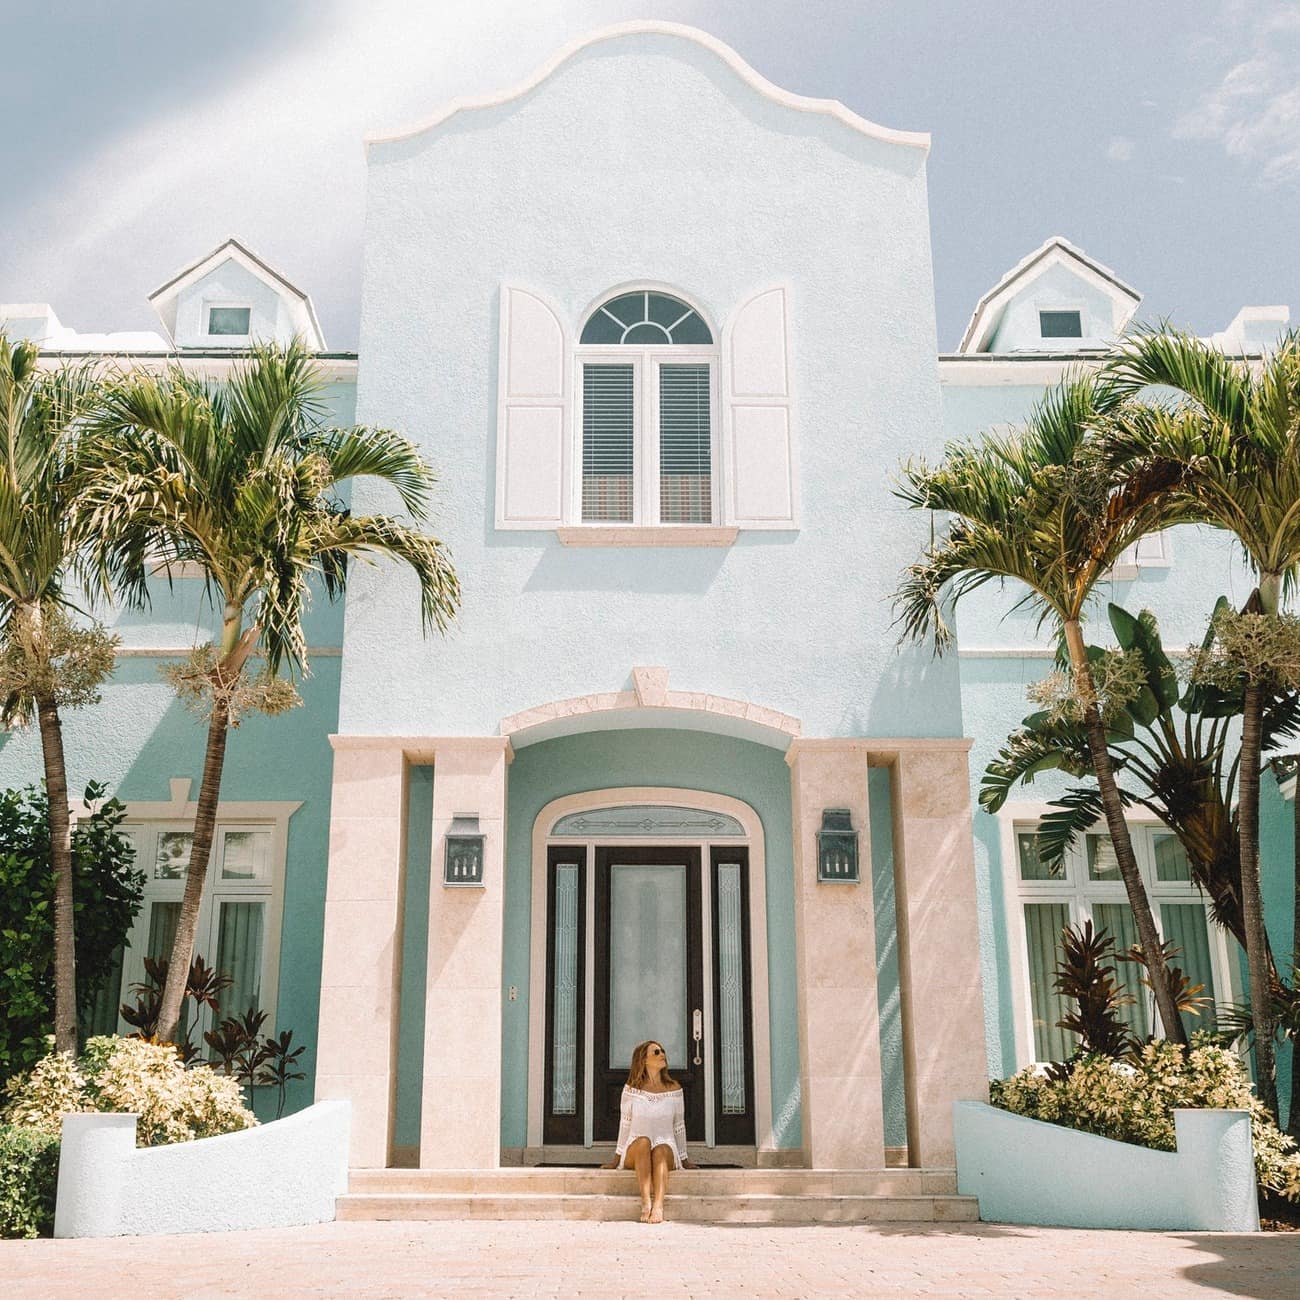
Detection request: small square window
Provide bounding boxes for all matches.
[208,306,251,336]
[1017,832,1062,880]
[154,831,193,880]
[1086,834,1121,881]
[1039,310,1083,339]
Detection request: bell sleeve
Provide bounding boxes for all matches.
[614,1086,634,1165]
[672,1089,689,1168]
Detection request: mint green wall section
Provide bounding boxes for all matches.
[1259,777,1295,1127]
[0,652,341,1118]
[499,728,801,1149]
[869,767,907,1148]
[393,766,434,1149]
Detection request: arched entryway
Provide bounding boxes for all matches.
[525,787,772,1159]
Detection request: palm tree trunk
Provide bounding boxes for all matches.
[35,690,78,1055]
[154,694,231,1044]
[1239,679,1279,1117]
[1064,618,1188,1045]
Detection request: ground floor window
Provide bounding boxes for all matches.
[96,818,285,1049]
[1012,821,1233,1064]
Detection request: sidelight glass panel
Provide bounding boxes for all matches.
[1161,903,1217,1033]
[214,901,265,1024]
[609,864,687,1069]
[1094,903,1151,1040]
[716,863,746,1114]
[551,863,580,1115]
[1023,903,1072,1063]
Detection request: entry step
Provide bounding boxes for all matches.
[337,1168,977,1224]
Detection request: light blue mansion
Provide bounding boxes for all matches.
[2,23,1292,1171]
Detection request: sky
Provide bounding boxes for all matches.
[1,0,1296,351]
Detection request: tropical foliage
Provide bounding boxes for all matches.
[0,333,119,1054]
[0,783,143,1081]
[80,341,461,1041]
[0,1126,59,1239]
[1103,328,1300,1117]
[1,1036,255,1146]
[895,374,1190,1040]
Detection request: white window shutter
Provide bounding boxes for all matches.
[496,285,568,529]
[724,285,797,528]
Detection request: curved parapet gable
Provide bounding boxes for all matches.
[367,21,929,154]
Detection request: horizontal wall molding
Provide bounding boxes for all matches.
[116,646,343,658]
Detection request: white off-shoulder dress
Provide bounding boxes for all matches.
[614,1085,689,1170]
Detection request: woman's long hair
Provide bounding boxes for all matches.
[626,1039,677,1090]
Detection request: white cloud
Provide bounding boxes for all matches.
[1175,2,1300,186]
[1106,136,1136,163]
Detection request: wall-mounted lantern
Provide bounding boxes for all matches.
[444,815,485,887]
[816,808,859,883]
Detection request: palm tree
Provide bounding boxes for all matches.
[0,333,118,1054]
[895,374,1190,1044]
[1108,328,1300,1118]
[82,341,461,1044]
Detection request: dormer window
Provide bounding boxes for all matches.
[1038,309,1083,340]
[207,305,251,337]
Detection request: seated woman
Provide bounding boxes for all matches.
[601,1038,694,1223]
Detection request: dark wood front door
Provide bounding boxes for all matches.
[593,846,706,1142]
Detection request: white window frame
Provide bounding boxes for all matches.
[1036,302,1087,342]
[999,802,1238,1069]
[572,288,719,528]
[107,780,299,1047]
[201,299,254,344]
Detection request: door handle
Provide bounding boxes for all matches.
[692,1008,703,1066]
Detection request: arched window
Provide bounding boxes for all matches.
[578,290,716,525]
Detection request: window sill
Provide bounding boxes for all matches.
[556,526,739,548]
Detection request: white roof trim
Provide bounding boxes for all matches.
[367,20,929,153]
[147,238,326,348]
[957,237,1142,354]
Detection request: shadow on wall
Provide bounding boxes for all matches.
[845,640,964,739]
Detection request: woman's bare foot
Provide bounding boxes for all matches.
[648,1205,664,1224]
[639,1203,652,1223]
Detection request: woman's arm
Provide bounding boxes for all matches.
[602,1086,634,1169]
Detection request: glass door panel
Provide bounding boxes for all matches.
[608,864,688,1067]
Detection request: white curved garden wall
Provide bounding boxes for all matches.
[54,1100,350,1237]
[953,1100,1259,1231]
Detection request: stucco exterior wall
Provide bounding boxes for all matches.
[341,28,961,743]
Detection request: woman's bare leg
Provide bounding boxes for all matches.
[649,1144,673,1223]
[626,1138,652,1220]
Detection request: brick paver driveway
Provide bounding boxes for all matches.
[5,1219,1299,1297]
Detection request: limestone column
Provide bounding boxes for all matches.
[315,740,408,1167]
[786,739,885,1169]
[419,738,511,1168]
[890,742,988,1168]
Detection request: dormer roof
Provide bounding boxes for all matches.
[148,238,326,349]
[957,236,1141,354]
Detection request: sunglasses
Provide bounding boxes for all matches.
[650,1048,665,1057]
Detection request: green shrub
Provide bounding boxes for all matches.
[0,1126,59,1238]
[1,1036,256,1146]
[991,1036,1300,1200]
[0,782,144,1081]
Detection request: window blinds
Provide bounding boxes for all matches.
[582,364,635,522]
[659,363,712,523]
